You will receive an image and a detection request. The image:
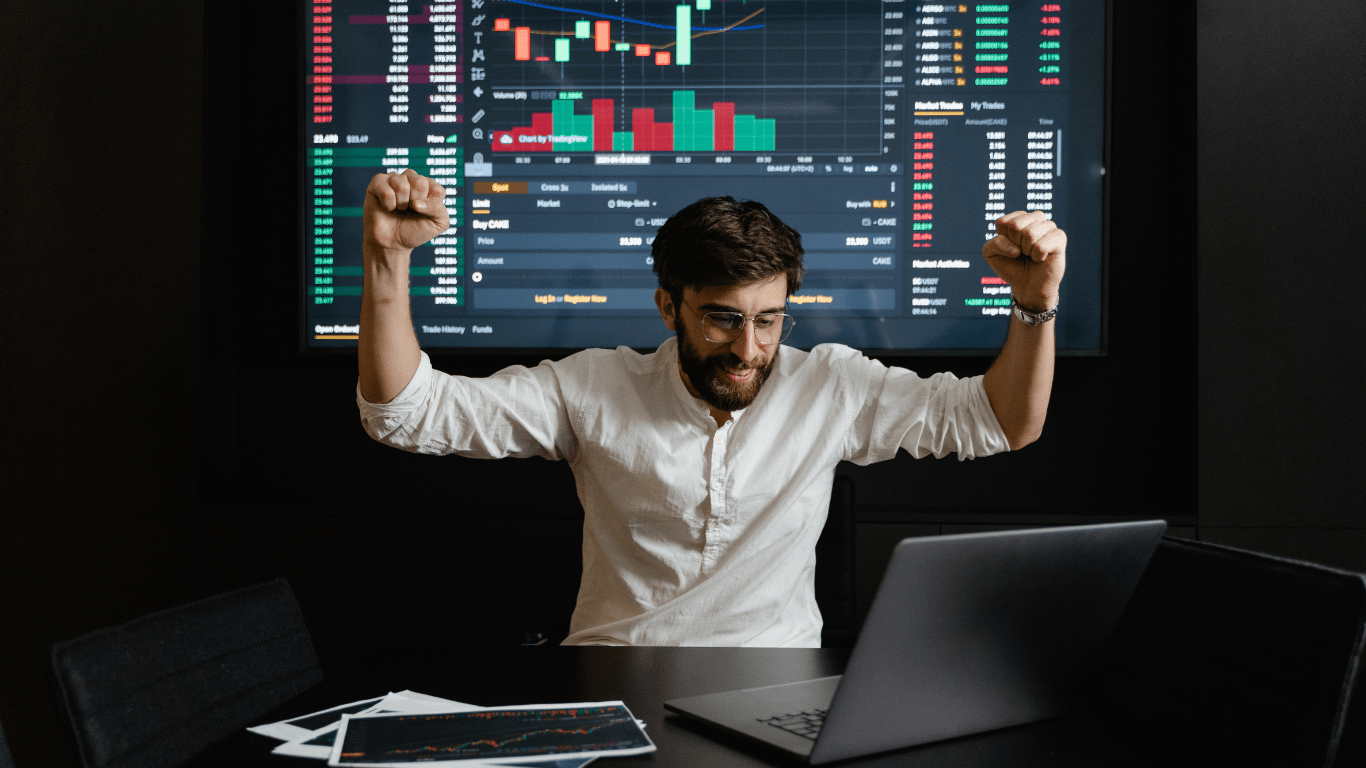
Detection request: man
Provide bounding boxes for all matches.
[357,170,1065,647]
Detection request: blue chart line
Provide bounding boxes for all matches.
[498,0,765,32]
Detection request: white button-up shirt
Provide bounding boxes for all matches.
[357,338,1008,647]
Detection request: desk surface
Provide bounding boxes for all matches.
[194,647,1138,768]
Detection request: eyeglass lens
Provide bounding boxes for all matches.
[702,313,794,345]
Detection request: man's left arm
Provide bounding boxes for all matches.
[980,211,1067,450]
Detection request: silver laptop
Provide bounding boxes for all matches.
[664,520,1166,764]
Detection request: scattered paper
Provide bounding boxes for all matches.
[256,692,602,767]
[249,697,386,742]
[273,691,480,759]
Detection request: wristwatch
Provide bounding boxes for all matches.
[1011,297,1058,326]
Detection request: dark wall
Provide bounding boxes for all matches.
[1,1,1358,764]
[1,1,205,763]
[1194,0,1366,565]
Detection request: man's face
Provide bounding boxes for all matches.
[655,276,788,413]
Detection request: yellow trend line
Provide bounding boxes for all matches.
[658,7,766,50]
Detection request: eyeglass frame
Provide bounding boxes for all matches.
[679,299,796,346]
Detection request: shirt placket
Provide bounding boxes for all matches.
[700,419,732,575]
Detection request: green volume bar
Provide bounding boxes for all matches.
[673,91,694,150]
[693,108,714,151]
[729,115,775,152]
[676,5,691,66]
[734,115,755,151]
[757,118,775,151]
[574,113,593,146]
[549,97,591,151]
[552,99,574,137]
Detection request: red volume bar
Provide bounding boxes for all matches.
[713,102,735,152]
[593,99,614,152]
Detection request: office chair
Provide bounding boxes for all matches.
[50,577,323,768]
[815,475,857,648]
[0,716,14,768]
[1085,537,1366,767]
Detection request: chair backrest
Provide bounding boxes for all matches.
[0,716,14,768]
[816,475,857,648]
[50,577,323,768]
[1086,537,1366,767]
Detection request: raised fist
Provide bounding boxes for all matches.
[363,169,450,253]
[982,210,1067,312]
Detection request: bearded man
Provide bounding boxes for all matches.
[356,170,1065,647]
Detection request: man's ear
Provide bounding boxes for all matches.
[655,288,678,331]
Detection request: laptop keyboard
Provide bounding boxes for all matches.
[757,708,827,740]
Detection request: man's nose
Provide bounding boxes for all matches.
[729,320,761,362]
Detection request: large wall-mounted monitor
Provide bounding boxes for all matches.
[301,1,1107,354]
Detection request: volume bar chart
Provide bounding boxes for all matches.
[491,92,775,153]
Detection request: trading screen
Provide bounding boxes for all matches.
[303,1,1106,353]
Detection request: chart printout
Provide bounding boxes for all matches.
[303,1,1105,353]
[331,705,655,764]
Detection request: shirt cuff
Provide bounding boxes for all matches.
[967,375,1012,456]
[355,351,432,411]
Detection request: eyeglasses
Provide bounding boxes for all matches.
[685,302,796,346]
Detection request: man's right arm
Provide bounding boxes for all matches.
[358,170,450,404]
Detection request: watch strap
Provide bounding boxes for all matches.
[1011,297,1058,326]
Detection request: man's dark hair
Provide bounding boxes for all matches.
[651,197,805,299]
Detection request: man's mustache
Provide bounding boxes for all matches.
[707,354,756,372]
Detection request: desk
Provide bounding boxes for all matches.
[192,647,1139,767]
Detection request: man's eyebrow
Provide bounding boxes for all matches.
[698,303,788,315]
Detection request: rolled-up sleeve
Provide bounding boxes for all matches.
[841,352,1010,463]
[356,351,578,461]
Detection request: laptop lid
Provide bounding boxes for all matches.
[807,520,1166,763]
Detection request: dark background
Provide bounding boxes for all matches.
[2,1,1362,764]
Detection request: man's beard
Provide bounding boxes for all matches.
[676,320,779,413]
